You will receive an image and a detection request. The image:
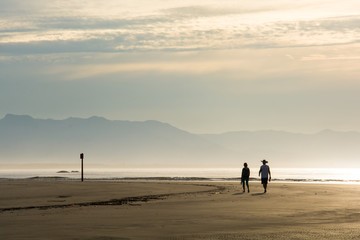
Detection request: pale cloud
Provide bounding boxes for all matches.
[47,61,231,80]
[1,0,360,53]
[30,44,359,94]
[301,55,360,61]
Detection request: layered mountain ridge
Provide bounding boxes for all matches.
[1,114,359,168]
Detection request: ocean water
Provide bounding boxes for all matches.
[1,168,360,183]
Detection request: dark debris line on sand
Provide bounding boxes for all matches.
[0,184,225,213]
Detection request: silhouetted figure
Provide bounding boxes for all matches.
[259,159,271,193]
[241,162,250,193]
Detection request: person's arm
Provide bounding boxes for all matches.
[259,167,261,177]
[268,167,271,181]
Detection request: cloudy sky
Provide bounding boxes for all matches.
[1,0,360,133]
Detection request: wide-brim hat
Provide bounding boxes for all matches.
[261,159,268,163]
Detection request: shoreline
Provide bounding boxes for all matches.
[3,167,360,183]
[2,177,360,184]
[1,181,360,239]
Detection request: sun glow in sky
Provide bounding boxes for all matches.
[1,0,360,133]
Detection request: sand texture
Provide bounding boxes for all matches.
[1,181,360,240]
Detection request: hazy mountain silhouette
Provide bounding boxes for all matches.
[0,114,234,167]
[1,114,360,168]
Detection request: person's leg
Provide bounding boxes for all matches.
[246,178,249,192]
[261,178,268,193]
[264,183,267,192]
[242,180,245,192]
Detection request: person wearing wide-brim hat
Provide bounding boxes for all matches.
[259,159,271,193]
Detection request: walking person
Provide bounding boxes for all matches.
[241,162,250,193]
[259,159,271,193]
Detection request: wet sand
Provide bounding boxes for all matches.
[1,181,360,239]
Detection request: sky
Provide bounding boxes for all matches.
[1,0,360,134]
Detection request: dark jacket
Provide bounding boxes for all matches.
[241,167,250,179]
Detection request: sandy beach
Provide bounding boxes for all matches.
[1,181,360,240]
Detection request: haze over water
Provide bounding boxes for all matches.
[2,168,360,183]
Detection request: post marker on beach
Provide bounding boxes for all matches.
[80,153,84,182]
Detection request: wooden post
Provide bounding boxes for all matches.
[80,153,84,182]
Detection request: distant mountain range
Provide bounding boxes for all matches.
[1,114,360,168]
